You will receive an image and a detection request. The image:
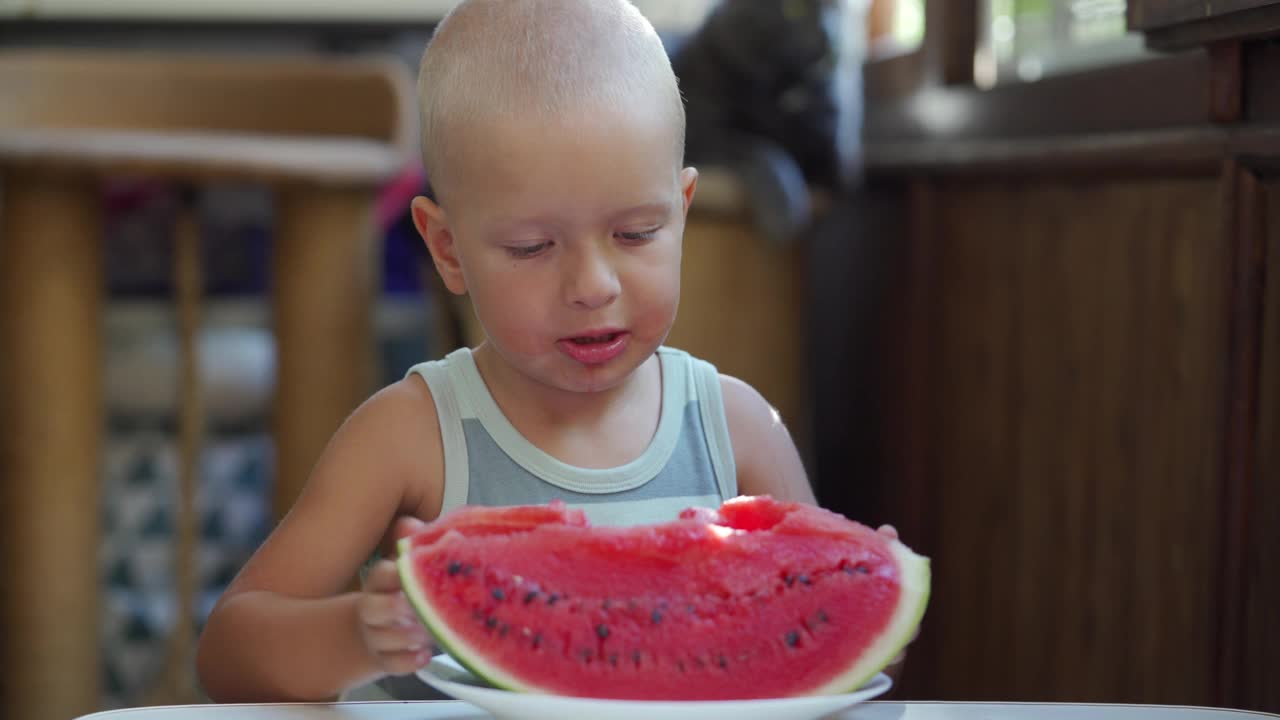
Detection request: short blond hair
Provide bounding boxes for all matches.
[417,0,685,201]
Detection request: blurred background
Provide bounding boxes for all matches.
[0,1,1277,718]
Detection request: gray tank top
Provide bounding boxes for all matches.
[343,346,738,701]
[408,345,738,525]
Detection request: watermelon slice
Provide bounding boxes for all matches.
[396,496,930,700]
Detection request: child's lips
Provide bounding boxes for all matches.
[557,331,629,365]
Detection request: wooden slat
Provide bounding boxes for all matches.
[1214,161,1267,707]
[0,173,104,720]
[271,186,379,518]
[0,49,414,146]
[143,195,204,707]
[1240,181,1280,713]
[0,129,404,187]
[895,178,1227,704]
[888,180,942,700]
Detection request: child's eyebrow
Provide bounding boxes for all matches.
[611,201,672,220]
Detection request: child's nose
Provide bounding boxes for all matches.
[563,244,620,310]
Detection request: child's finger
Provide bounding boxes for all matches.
[380,516,432,557]
[391,516,431,544]
[876,524,899,540]
[379,648,434,676]
[362,559,402,593]
[364,623,431,654]
[358,589,417,629]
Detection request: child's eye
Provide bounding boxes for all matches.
[617,228,660,244]
[506,242,550,259]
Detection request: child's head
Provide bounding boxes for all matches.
[412,0,699,395]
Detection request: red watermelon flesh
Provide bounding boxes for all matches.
[401,500,588,551]
[397,496,930,700]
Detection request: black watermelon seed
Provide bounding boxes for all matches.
[856,564,870,574]
[581,648,593,662]
[785,574,796,587]
[817,610,829,623]
[632,651,642,667]
[524,591,540,604]
[785,631,800,648]
[798,574,811,586]
[447,561,462,576]
[717,654,728,669]
[485,617,498,630]
[651,610,664,624]
[499,624,509,638]
[547,593,560,606]
[609,653,619,667]
[532,633,542,649]
[677,661,687,673]
[596,624,610,639]
[491,588,506,601]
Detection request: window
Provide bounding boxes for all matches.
[868,0,926,58]
[975,0,1151,86]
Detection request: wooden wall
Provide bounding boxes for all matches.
[888,177,1234,704]
[1242,179,1280,712]
[819,148,1280,715]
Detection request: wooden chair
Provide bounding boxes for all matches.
[0,48,416,720]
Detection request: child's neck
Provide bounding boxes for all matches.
[470,343,662,469]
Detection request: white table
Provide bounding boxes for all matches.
[75,701,1278,720]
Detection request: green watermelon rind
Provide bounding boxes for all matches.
[809,540,931,695]
[395,536,548,694]
[397,531,930,699]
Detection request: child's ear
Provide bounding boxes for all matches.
[412,195,467,295]
[679,167,699,219]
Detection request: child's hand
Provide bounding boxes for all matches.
[356,558,434,676]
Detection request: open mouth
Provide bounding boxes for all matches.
[557,330,629,365]
[567,332,623,345]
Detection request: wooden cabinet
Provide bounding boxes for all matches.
[813,2,1280,712]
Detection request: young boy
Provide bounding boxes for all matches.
[197,0,887,702]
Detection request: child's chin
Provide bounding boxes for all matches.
[555,359,640,393]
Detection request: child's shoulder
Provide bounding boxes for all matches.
[327,374,443,478]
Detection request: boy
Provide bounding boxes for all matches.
[197,0,890,702]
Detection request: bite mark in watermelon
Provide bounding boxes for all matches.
[396,496,929,700]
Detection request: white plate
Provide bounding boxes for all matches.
[416,654,893,720]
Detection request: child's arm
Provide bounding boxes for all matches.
[196,378,444,703]
[720,375,818,504]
